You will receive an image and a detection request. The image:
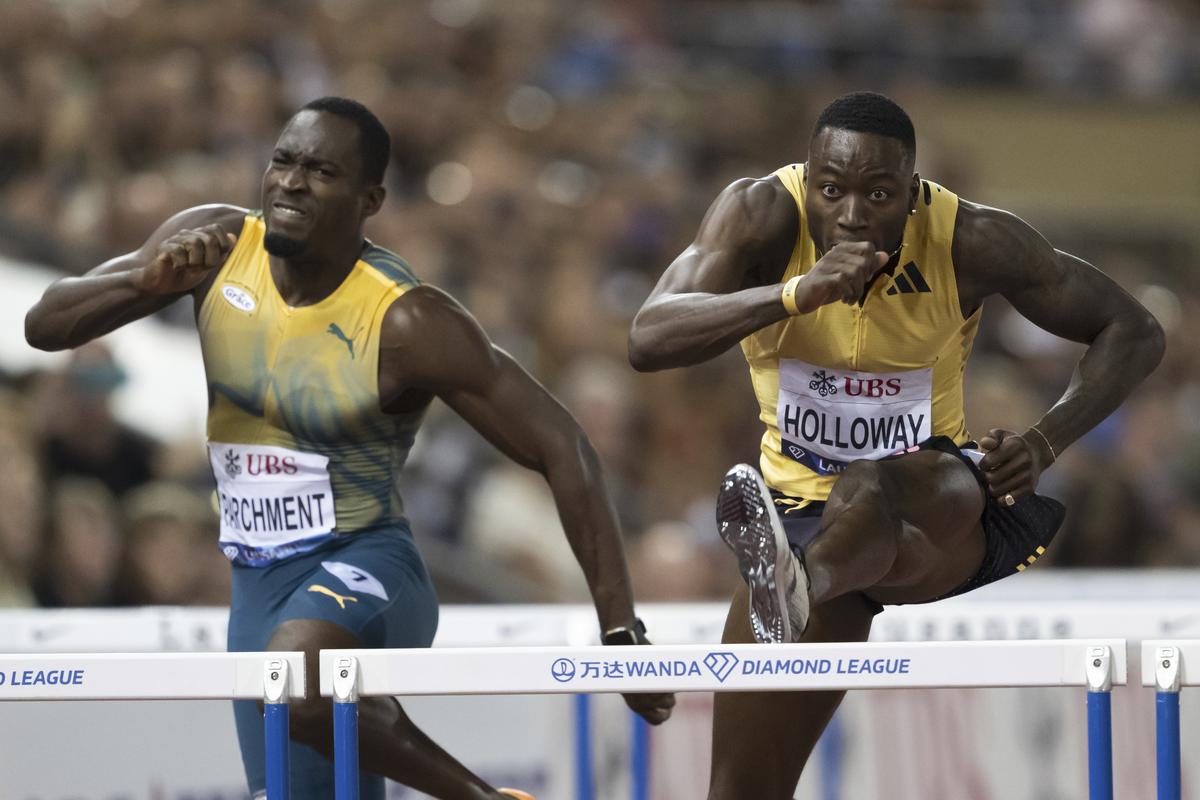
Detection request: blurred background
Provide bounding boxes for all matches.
[1,0,1198,615]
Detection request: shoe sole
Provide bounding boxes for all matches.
[716,464,794,644]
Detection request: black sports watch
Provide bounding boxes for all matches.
[601,617,648,646]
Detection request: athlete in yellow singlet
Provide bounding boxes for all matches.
[27,97,674,800]
[629,92,1163,798]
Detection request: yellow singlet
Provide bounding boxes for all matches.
[741,164,981,501]
[197,213,424,565]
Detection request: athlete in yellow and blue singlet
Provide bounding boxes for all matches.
[200,210,423,565]
[27,97,674,800]
[202,211,439,797]
[629,92,1163,797]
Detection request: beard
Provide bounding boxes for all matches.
[263,231,307,258]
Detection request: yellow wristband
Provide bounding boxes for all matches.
[781,275,803,316]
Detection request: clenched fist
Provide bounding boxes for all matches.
[137,224,237,294]
[977,428,1054,503]
[793,241,890,313]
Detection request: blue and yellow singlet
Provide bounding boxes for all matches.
[198,213,423,566]
[741,165,981,501]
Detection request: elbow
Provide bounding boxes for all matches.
[1139,310,1166,373]
[24,306,66,352]
[627,325,664,373]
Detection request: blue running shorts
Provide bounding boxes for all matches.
[227,525,438,800]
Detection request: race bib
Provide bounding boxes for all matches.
[776,360,933,476]
[209,442,336,560]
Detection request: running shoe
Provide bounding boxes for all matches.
[498,790,537,799]
[716,464,810,643]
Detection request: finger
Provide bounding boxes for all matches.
[179,238,204,268]
[640,705,672,725]
[977,429,1013,468]
[983,459,1025,490]
[874,250,889,269]
[204,224,236,255]
[196,230,224,268]
[167,245,190,270]
[989,475,1032,500]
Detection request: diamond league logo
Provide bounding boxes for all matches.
[704,651,739,683]
[550,658,576,683]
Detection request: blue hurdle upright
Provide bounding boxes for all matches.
[0,651,304,800]
[1142,640,1195,800]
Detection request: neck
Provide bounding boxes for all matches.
[269,241,363,307]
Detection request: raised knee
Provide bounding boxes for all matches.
[830,459,888,505]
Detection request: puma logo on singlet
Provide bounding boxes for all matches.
[326,323,362,359]
[308,584,358,609]
[885,262,932,295]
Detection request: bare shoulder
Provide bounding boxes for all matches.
[379,285,498,385]
[380,284,474,340]
[708,174,797,244]
[952,198,1058,303]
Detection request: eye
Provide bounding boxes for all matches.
[315,167,334,178]
[869,189,890,201]
[820,184,841,198]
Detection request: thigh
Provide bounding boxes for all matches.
[832,450,986,604]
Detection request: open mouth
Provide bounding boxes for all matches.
[271,201,308,218]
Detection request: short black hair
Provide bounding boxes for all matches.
[301,96,390,186]
[812,92,915,160]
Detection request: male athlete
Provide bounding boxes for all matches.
[627,92,1163,798]
[26,97,673,800]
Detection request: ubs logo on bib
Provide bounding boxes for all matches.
[221,284,257,312]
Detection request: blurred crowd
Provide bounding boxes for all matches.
[1,0,1198,611]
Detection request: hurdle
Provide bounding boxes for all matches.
[1141,640,1199,800]
[321,639,1125,800]
[0,651,306,800]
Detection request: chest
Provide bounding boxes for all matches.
[200,292,383,441]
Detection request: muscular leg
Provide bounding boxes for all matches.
[267,619,502,800]
[805,450,986,606]
[709,450,987,798]
[708,588,879,800]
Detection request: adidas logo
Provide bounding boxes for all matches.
[885,262,932,296]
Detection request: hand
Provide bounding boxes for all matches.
[795,242,889,312]
[622,689,675,725]
[977,428,1052,504]
[607,626,675,725]
[138,224,237,294]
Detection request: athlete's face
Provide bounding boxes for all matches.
[261,110,383,259]
[804,128,918,257]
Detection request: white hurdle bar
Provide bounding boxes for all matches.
[321,639,1126,800]
[0,652,306,800]
[1141,640,1200,800]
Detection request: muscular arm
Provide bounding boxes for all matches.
[24,204,245,351]
[380,287,638,630]
[627,176,799,371]
[956,202,1165,462]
